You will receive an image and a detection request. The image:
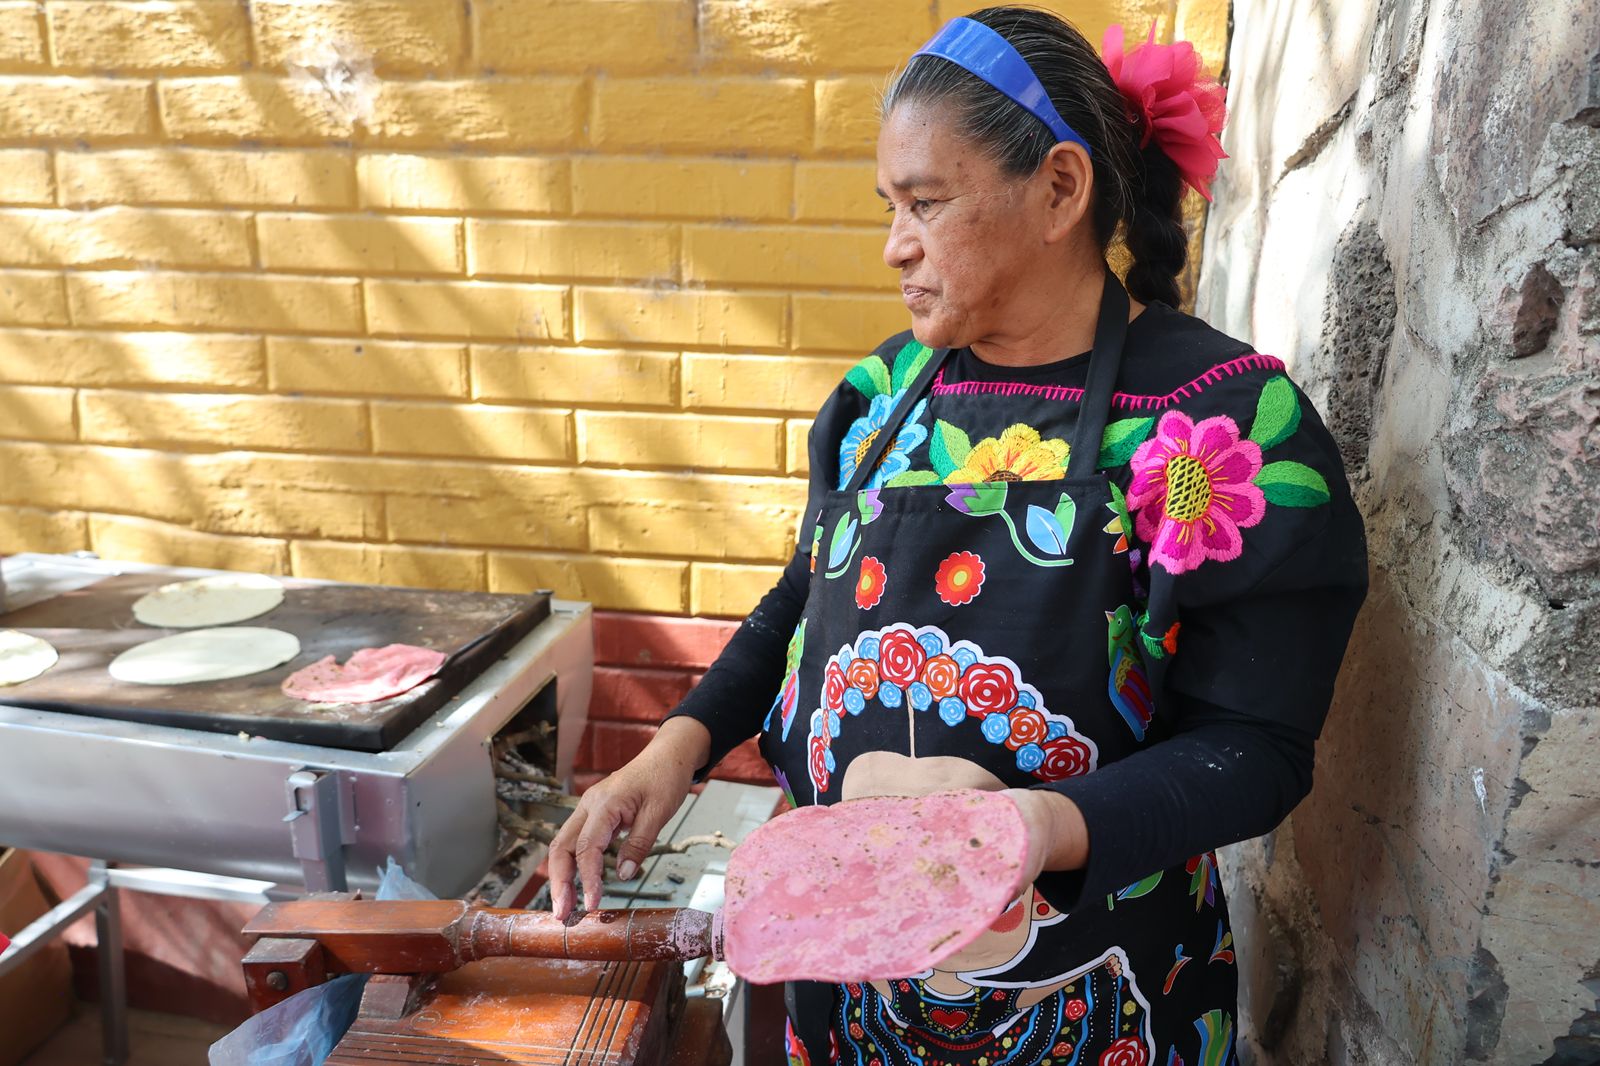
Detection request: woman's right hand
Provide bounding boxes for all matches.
[546,716,711,920]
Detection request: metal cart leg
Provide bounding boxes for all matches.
[90,862,129,1066]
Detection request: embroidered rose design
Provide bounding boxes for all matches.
[1126,410,1266,575]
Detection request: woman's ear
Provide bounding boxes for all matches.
[1039,141,1093,245]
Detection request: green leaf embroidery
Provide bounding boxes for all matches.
[1098,417,1156,469]
[929,419,973,478]
[890,341,934,392]
[1052,493,1077,540]
[1248,375,1302,449]
[845,356,892,399]
[885,470,940,487]
[1254,461,1330,507]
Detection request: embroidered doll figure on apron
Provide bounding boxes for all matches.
[547,10,1367,1066]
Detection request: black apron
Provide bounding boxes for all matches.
[762,271,1239,1066]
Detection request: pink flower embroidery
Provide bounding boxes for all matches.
[1126,410,1266,574]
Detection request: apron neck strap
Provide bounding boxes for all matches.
[843,265,1129,492]
[842,346,952,495]
[1066,266,1131,479]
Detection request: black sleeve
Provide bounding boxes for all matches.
[662,546,811,775]
[1032,695,1314,910]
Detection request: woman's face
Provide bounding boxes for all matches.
[876,100,1086,351]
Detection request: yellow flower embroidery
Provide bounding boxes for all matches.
[946,423,1070,483]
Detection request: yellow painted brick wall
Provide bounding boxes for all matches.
[0,0,1226,618]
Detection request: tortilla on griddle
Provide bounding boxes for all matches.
[0,630,58,686]
[109,626,301,685]
[132,573,285,629]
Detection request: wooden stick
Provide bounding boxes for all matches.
[244,900,721,972]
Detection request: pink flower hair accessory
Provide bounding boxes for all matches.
[1101,22,1230,202]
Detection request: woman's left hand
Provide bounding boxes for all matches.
[1001,788,1090,884]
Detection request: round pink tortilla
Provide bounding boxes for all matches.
[722,790,1030,984]
[281,644,447,704]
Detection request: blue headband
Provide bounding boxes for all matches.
[912,17,1091,156]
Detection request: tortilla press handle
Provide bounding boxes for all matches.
[463,905,724,964]
[244,899,723,974]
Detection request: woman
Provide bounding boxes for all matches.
[550,8,1367,1065]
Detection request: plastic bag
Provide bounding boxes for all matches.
[207,859,436,1066]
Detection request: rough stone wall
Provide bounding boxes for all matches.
[1197,1,1599,1063]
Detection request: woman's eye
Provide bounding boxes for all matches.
[913,199,934,213]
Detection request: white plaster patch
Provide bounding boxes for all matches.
[286,38,379,127]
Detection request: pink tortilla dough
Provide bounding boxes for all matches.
[722,790,1030,984]
[281,644,447,704]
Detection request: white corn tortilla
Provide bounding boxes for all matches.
[0,630,58,686]
[109,627,301,685]
[132,574,285,629]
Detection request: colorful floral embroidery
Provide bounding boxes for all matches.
[855,556,887,609]
[1141,614,1180,659]
[1127,410,1267,575]
[934,551,985,605]
[805,623,1098,796]
[948,422,1070,483]
[946,482,1077,568]
[838,393,931,491]
[837,340,937,491]
[1122,375,1333,576]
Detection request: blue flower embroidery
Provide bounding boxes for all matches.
[837,393,930,490]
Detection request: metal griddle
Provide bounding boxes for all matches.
[0,567,550,751]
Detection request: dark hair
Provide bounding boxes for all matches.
[882,5,1187,308]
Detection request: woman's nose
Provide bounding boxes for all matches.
[883,212,920,270]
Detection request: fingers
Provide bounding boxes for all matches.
[547,805,586,921]
[612,802,674,882]
[575,803,625,913]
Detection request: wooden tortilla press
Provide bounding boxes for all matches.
[241,897,730,1066]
